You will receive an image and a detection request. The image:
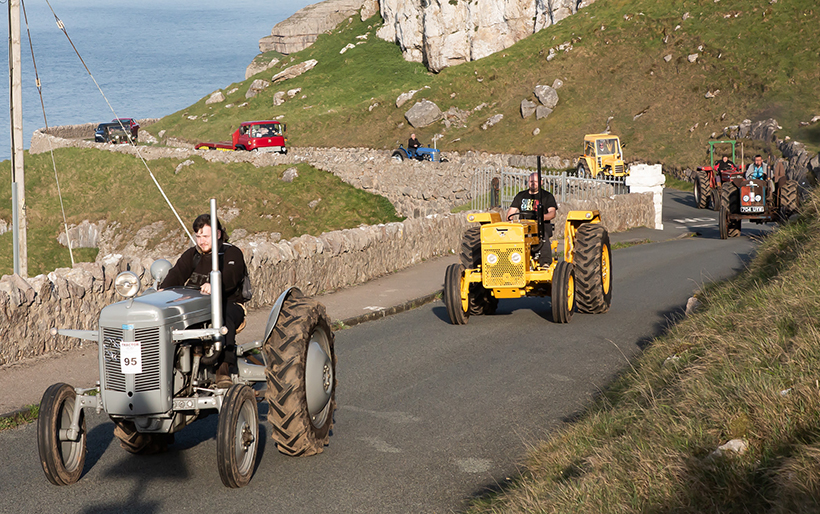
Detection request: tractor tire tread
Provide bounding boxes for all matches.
[263,293,336,457]
[573,224,612,314]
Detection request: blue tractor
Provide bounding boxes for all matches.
[392,144,444,162]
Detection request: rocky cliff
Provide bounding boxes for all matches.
[377,0,597,72]
[259,0,379,54]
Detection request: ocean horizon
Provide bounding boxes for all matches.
[0,0,312,162]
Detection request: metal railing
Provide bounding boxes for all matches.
[470,167,629,212]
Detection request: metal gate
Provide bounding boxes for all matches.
[470,167,628,211]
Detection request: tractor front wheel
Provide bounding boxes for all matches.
[460,227,497,315]
[37,383,86,486]
[710,187,721,211]
[573,224,612,314]
[719,206,729,239]
[577,161,592,179]
[721,182,741,236]
[444,263,469,325]
[551,261,575,323]
[264,291,336,457]
[217,384,259,488]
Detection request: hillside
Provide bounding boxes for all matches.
[0,149,400,276]
[148,0,820,169]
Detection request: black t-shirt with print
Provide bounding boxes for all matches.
[510,188,557,219]
[510,188,557,238]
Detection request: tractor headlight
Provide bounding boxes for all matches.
[510,252,522,265]
[743,195,750,202]
[115,271,141,298]
[755,195,762,202]
[486,253,498,265]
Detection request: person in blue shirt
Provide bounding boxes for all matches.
[745,154,768,180]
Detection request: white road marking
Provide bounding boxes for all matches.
[672,217,716,229]
[363,306,384,311]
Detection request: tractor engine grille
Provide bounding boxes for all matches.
[102,327,161,393]
[482,248,526,288]
[614,164,624,174]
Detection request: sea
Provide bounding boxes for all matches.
[0,0,313,162]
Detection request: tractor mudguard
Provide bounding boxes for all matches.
[466,212,502,224]
[563,210,601,263]
[260,287,302,346]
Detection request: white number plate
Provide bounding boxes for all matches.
[740,206,764,213]
[120,341,143,374]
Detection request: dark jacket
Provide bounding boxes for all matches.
[408,137,421,149]
[160,242,247,304]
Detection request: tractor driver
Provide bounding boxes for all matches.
[160,214,247,388]
[746,154,769,180]
[506,172,558,266]
[408,132,421,158]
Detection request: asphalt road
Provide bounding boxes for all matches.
[0,190,768,514]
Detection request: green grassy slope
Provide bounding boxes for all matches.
[150,1,819,169]
[465,195,820,512]
[0,149,400,276]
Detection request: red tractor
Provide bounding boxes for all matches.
[694,140,744,211]
[718,159,800,239]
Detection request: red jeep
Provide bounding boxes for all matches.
[195,120,287,154]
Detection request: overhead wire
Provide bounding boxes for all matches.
[43,0,196,246]
[20,0,74,265]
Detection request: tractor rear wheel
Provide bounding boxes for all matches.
[444,263,469,325]
[264,291,336,457]
[391,151,404,162]
[573,224,612,314]
[551,261,575,323]
[778,180,800,220]
[460,227,497,315]
[37,383,86,486]
[694,171,710,209]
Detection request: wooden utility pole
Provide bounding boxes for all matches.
[9,0,26,277]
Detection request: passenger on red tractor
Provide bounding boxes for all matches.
[717,155,734,172]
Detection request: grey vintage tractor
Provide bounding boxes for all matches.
[37,200,337,488]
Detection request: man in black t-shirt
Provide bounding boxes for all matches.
[506,172,558,266]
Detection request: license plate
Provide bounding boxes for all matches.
[740,206,764,213]
[120,341,143,374]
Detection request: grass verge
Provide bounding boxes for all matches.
[0,148,401,276]
[466,189,820,512]
[0,405,39,432]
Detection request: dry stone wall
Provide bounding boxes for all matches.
[0,188,654,366]
[30,126,571,219]
[0,213,468,366]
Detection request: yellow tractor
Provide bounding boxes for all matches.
[576,134,627,179]
[444,163,612,324]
